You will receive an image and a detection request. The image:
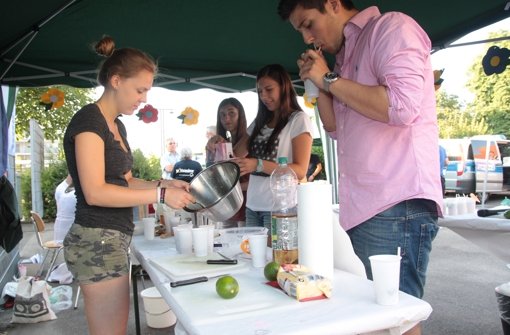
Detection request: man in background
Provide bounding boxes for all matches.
[439,145,448,196]
[160,137,180,179]
[172,147,203,183]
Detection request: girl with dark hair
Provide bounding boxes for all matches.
[206,97,249,226]
[234,64,313,229]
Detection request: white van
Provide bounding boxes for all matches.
[440,135,510,197]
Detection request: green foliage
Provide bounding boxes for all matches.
[15,85,94,142]
[19,169,32,221]
[466,30,510,137]
[132,149,162,180]
[436,89,489,139]
[19,161,68,221]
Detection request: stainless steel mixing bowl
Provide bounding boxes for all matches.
[184,161,243,222]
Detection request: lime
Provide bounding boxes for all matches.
[264,261,280,282]
[504,210,510,219]
[215,275,239,299]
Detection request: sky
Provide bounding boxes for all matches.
[430,17,510,104]
[117,17,510,159]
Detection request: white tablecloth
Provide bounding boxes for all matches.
[438,213,510,263]
[131,235,432,335]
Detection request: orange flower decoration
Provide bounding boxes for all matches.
[40,88,65,110]
[177,107,199,125]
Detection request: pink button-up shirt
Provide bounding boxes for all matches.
[329,7,443,231]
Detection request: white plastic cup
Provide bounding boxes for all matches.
[143,217,156,240]
[247,234,268,268]
[192,227,209,257]
[369,254,401,306]
[173,225,193,254]
[445,198,458,216]
[304,79,319,99]
[199,224,215,254]
[466,197,476,214]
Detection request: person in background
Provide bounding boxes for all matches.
[63,35,194,335]
[54,174,76,242]
[278,2,442,334]
[207,98,249,226]
[234,64,313,229]
[160,137,180,179]
[172,147,203,183]
[439,145,448,196]
[306,153,323,182]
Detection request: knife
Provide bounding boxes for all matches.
[177,259,237,265]
[170,274,226,287]
[477,208,507,217]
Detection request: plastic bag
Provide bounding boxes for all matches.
[49,285,73,312]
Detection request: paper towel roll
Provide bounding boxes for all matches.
[297,182,334,279]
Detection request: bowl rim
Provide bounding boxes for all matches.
[184,161,240,212]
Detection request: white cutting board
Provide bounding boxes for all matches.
[169,271,302,324]
[148,252,249,280]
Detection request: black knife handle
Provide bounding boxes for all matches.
[206,259,238,265]
[477,209,506,217]
[170,276,208,287]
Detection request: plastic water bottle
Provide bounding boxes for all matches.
[270,157,299,264]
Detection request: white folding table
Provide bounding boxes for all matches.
[131,235,432,335]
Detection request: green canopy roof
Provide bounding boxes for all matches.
[1,0,509,92]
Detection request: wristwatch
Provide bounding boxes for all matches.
[323,72,340,93]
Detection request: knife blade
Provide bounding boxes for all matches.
[170,274,226,287]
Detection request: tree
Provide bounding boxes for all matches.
[466,30,510,137]
[15,85,94,142]
[436,90,489,138]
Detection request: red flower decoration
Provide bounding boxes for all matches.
[136,104,158,123]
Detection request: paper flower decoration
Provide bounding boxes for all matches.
[136,104,158,123]
[433,69,444,91]
[177,106,199,125]
[303,92,317,109]
[482,46,510,76]
[40,88,65,110]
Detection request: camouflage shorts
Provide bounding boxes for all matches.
[63,225,132,285]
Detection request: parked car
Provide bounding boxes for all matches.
[440,135,510,198]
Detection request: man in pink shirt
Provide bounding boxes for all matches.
[279,2,443,334]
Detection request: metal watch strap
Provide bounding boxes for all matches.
[323,72,340,93]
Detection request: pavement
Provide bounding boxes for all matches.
[1,200,509,335]
[0,221,175,335]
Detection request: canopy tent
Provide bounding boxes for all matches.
[1,0,510,92]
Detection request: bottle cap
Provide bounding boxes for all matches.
[278,157,288,164]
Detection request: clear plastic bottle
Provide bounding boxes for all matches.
[270,157,299,264]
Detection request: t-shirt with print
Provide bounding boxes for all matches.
[171,159,203,183]
[246,111,312,212]
[63,104,134,235]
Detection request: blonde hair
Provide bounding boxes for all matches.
[94,35,157,87]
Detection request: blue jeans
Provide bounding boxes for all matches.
[347,199,439,298]
[245,208,271,231]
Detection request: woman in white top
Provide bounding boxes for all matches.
[234,64,313,229]
[54,174,76,242]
